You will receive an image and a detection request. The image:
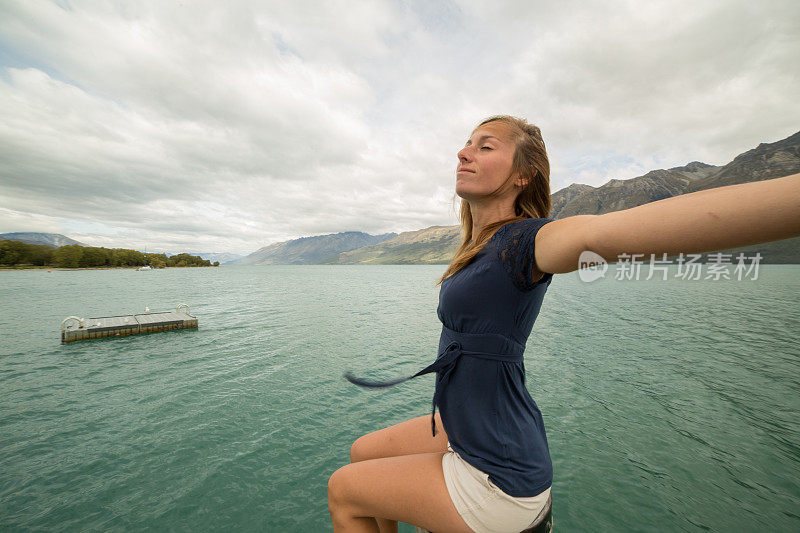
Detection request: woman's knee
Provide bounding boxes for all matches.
[327,464,362,517]
[327,465,346,505]
[350,433,374,463]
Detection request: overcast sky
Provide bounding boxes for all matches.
[1,0,798,255]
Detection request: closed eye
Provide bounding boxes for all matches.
[480,146,493,150]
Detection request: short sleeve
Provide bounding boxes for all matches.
[494,218,555,292]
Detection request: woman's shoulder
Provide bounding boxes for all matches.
[492,217,554,245]
[492,217,555,291]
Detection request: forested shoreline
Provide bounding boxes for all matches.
[0,240,218,268]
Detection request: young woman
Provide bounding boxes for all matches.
[327,115,800,533]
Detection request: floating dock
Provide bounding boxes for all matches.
[61,304,198,343]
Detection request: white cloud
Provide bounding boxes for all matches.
[484,0,800,178]
[0,0,798,254]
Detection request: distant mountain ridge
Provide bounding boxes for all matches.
[550,131,800,218]
[5,131,798,264]
[328,226,460,265]
[0,232,85,248]
[325,130,800,264]
[552,161,719,218]
[234,231,397,265]
[189,252,244,265]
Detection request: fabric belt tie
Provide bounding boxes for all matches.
[344,327,524,437]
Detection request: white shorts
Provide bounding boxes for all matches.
[440,442,551,533]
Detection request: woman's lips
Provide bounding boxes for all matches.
[457,168,475,174]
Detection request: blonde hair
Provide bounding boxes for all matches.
[438,115,551,284]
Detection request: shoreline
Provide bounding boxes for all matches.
[0,266,218,271]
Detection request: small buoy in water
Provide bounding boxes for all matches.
[145,306,150,312]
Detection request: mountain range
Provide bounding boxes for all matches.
[189,252,244,264]
[4,130,799,264]
[233,231,397,265]
[0,232,85,248]
[319,130,800,264]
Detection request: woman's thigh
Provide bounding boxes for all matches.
[351,413,449,463]
[328,452,472,533]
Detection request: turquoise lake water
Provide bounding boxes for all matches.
[1,265,798,532]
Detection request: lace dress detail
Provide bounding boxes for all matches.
[494,218,554,292]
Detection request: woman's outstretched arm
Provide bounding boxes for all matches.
[586,172,800,263]
[534,172,800,274]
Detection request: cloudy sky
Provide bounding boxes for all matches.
[1,0,798,255]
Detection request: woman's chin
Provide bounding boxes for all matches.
[455,182,474,199]
[455,187,481,201]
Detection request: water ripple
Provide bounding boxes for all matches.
[0,265,798,531]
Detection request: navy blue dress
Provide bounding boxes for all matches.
[346,217,555,498]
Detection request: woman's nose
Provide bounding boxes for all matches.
[457,146,472,162]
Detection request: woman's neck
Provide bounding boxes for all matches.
[469,200,516,240]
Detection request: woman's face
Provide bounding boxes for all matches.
[455,122,517,201]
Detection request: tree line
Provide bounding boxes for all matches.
[0,240,219,268]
